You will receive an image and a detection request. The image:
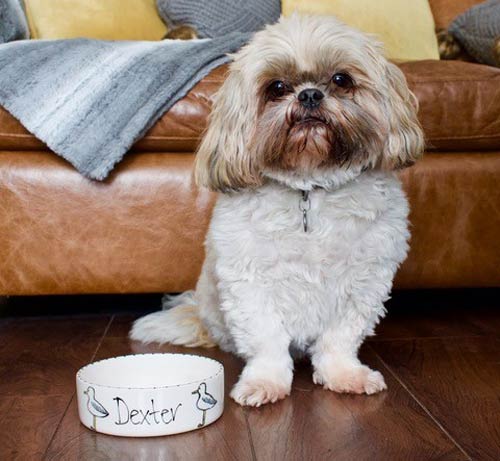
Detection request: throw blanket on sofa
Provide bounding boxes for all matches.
[0,34,249,180]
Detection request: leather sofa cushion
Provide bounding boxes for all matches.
[1,60,499,153]
[1,150,499,294]
[399,60,500,151]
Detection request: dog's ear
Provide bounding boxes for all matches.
[382,62,425,170]
[194,65,261,192]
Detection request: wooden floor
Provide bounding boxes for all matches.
[0,290,499,461]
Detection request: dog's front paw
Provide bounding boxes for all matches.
[230,377,290,407]
[313,365,387,395]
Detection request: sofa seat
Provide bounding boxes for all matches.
[1,60,499,154]
[0,150,498,295]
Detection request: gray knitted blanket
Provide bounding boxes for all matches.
[0,34,249,180]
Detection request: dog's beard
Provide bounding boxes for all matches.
[255,101,361,174]
[280,112,351,171]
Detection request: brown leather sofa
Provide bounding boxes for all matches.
[0,0,499,295]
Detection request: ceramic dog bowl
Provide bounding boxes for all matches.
[76,353,224,437]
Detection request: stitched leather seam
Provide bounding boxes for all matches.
[0,134,43,139]
[136,136,199,141]
[0,134,199,141]
[407,78,500,84]
[1,134,499,144]
[428,134,500,140]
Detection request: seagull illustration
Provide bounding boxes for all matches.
[192,382,217,428]
[84,386,109,431]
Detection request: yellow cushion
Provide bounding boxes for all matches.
[25,0,167,40]
[282,0,439,61]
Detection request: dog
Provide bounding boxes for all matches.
[131,14,424,407]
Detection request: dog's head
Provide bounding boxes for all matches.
[195,15,424,192]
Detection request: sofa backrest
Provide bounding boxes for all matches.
[428,0,484,29]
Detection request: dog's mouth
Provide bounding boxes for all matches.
[295,115,328,126]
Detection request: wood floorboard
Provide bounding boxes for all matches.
[372,337,500,461]
[0,396,69,461]
[373,307,500,341]
[375,291,500,340]
[0,294,497,461]
[0,316,111,460]
[245,346,465,461]
[0,316,111,396]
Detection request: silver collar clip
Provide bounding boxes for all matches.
[299,190,311,232]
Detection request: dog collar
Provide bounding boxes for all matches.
[299,189,312,232]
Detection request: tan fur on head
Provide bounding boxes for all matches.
[195,64,262,192]
[195,15,424,192]
[382,62,424,169]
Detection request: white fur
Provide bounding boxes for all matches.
[131,170,409,404]
[132,292,215,348]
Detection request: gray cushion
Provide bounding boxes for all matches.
[0,0,30,44]
[449,0,500,66]
[156,0,281,38]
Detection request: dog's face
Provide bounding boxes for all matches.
[196,15,424,192]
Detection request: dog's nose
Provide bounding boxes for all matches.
[298,88,324,109]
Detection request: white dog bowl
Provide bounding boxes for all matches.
[76,353,224,437]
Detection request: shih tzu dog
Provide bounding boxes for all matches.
[131,15,424,407]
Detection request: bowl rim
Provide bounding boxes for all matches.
[76,353,224,390]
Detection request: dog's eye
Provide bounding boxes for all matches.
[332,73,354,88]
[268,80,288,98]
